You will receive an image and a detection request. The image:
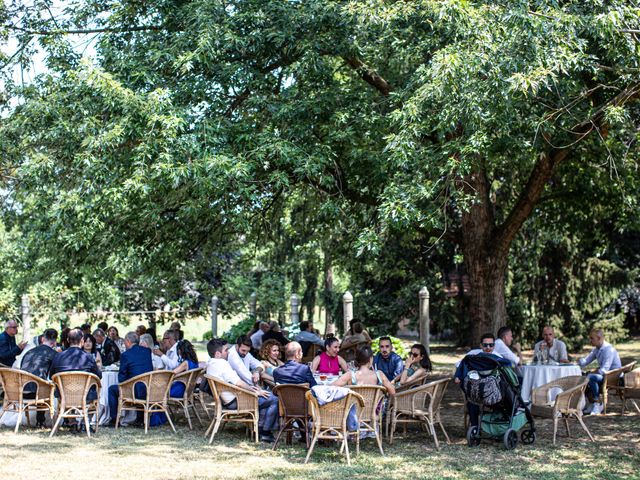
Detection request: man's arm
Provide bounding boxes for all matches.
[495,341,519,366]
[227,349,253,384]
[304,366,317,387]
[578,348,596,367]
[160,347,180,370]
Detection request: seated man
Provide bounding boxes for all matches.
[294,321,324,349]
[227,335,264,385]
[578,328,622,415]
[21,328,59,427]
[0,320,27,366]
[273,342,317,387]
[261,321,290,346]
[454,333,512,427]
[153,329,180,370]
[206,338,279,442]
[373,336,403,382]
[494,326,522,367]
[108,332,153,426]
[250,322,270,349]
[533,326,569,363]
[93,328,121,367]
[50,328,102,400]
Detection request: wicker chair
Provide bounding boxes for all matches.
[384,373,428,437]
[301,343,321,365]
[349,384,387,455]
[50,371,101,438]
[168,368,204,429]
[388,378,450,449]
[305,389,365,466]
[193,377,215,420]
[621,368,640,414]
[116,370,176,434]
[338,341,371,363]
[602,361,637,414]
[530,375,594,445]
[204,374,259,443]
[272,383,311,450]
[0,367,55,433]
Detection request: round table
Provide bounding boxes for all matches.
[313,374,339,385]
[520,364,582,402]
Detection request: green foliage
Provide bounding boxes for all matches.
[220,317,256,344]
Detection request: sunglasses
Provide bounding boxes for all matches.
[410,352,420,358]
[481,343,495,348]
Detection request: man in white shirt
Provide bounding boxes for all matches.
[206,338,279,442]
[533,326,569,363]
[250,322,269,349]
[153,329,180,370]
[494,326,521,367]
[227,335,264,385]
[578,329,622,415]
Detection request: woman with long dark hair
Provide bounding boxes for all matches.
[398,343,432,386]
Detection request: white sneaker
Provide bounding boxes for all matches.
[590,402,603,415]
[583,402,594,414]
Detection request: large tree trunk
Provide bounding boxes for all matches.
[459,167,510,345]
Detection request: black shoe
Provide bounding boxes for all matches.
[35,421,47,429]
[260,433,275,443]
[104,420,117,428]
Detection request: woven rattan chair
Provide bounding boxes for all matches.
[304,389,365,466]
[116,370,176,434]
[272,383,311,450]
[602,361,637,414]
[50,371,101,438]
[385,373,428,437]
[301,343,321,365]
[349,384,387,454]
[168,367,204,429]
[338,341,372,363]
[0,367,55,433]
[388,377,450,449]
[530,375,594,445]
[621,369,640,414]
[204,375,259,443]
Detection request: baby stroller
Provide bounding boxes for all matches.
[456,353,535,450]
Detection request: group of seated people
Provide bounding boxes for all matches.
[457,325,623,417]
[0,319,200,429]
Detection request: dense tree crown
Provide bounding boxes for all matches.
[0,1,638,344]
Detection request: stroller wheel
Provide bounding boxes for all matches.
[521,429,536,445]
[503,428,518,450]
[466,425,480,447]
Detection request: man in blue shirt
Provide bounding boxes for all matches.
[578,328,622,415]
[373,336,403,382]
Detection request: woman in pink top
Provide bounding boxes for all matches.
[311,337,348,375]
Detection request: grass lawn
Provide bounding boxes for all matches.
[1,340,638,480]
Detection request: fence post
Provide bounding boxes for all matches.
[419,286,430,354]
[21,294,32,341]
[290,293,300,324]
[249,292,257,318]
[211,296,219,337]
[342,291,353,334]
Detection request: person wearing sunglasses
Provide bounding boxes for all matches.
[398,343,432,386]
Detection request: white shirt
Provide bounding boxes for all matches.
[206,358,240,404]
[494,339,520,366]
[227,345,262,385]
[160,342,180,370]
[578,341,622,375]
[250,330,265,349]
[533,339,568,362]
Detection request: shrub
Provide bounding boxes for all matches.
[371,336,408,359]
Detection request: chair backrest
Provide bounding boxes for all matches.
[171,368,203,400]
[305,390,364,430]
[273,383,310,418]
[145,370,174,403]
[51,371,100,407]
[553,376,588,411]
[624,368,640,389]
[301,343,320,364]
[0,367,53,402]
[348,385,386,423]
[205,374,257,411]
[338,341,371,362]
[427,377,450,413]
[396,373,428,393]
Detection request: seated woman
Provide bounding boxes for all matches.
[259,339,284,384]
[311,337,348,376]
[398,343,432,386]
[340,321,369,350]
[82,333,103,370]
[170,339,200,397]
[344,319,372,343]
[331,346,395,395]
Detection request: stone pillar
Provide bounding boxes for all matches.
[419,286,430,354]
[21,294,32,341]
[290,293,300,324]
[249,292,257,318]
[210,296,219,337]
[342,291,353,335]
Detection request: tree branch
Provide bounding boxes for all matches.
[341,56,392,96]
[5,24,165,35]
[493,81,640,254]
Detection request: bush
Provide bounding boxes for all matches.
[203,316,257,343]
[371,336,408,359]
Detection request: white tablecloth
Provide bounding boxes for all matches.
[313,374,339,385]
[520,364,582,402]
